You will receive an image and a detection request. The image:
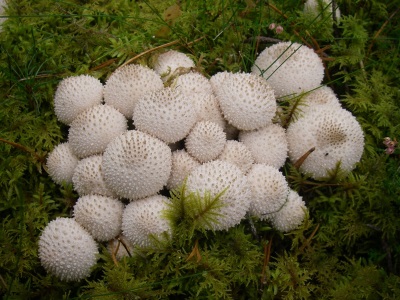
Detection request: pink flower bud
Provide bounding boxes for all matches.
[275,25,284,34]
[269,23,276,30]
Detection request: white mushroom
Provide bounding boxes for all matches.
[153,50,195,82]
[166,149,201,190]
[218,140,254,174]
[46,142,79,185]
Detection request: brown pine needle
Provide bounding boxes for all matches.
[261,237,273,284]
[294,147,315,169]
[299,223,320,253]
[186,239,202,263]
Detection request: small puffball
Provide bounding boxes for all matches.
[185,121,226,163]
[54,75,103,125]
[122,195,171,247]
[239,124,288,169]
[38,218,98,281]
[247,164,289,218]
[193,93,227,130]
[103,64,163,119]
[73,194,125,242]
[46,142,79,185]
[297,86,342,116]
[186,160,251,231]
[102,130,172,200]
[167,150,201,190]
[252,42,324,99]
[174,72,213,96]
[211,72,276,130]
[153,50,195,82]
[218,140,254,174]
[133,87,197,144]
[72,155,116,197]
[68,104,128,158]
[267,189,307,232]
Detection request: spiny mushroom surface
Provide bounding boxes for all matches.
[133,87,197,144]
[38,217,98,281]
[68,104,128,158]
[54,75,104,125]
[252,42,324,98]
[185,121,226,163]
[102,130,172,200]
[239,124,288,169]
[185,160,251,231]
[167,149,201,190]
[46,142,79,185]
[297,86,342,115]
[211,72,276,130]
[73,194,124,242]
[103,64,163,119]
[173,71,213,96]
[286,106,364,179]
[122,195,171,247]
[153,50,195,82]
[72,155,116,197]
[218,140,254,174]
[247,164,289,218]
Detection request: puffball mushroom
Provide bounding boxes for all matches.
[133,87,197,143]
[296,86,342,115]
[102,130,172,200]
[103,64,163,119]
[174,71,213,96]
[186,160,251,231]
[38,217,98,281]
[68,104,128,158]
[153,50,195,82]
[122,195,171,247]
[211,72,276,131]
[73,194,124,242]
[267,189,307,232]
[252,42,324,98]
[304,0,341,21]
[72,155,116,197]
[247,164,289,219]
[218,140,254,174]
[185,121,227,163]
[166,149,201,190]
[239,124,288,169]
[54,75,103,125]
[286,106,364,179]
[46,142,79,185]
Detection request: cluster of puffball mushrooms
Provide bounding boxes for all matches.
[39,41,364,281]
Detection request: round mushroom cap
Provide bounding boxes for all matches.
[54,75,103,125]
[102,130,172,200]
[286,106,364,179]
[218,140,254,174]
[103,64,163,118]
[267,189,307,232]
[72,155,116,197]
[211,72,276,130]
[252,42,324,98]
[298,86,342,115]
[46,142,79,185]
[122,195,171,247]
[239,124,288,169]
[68,104,128,158]
[174,72,213,96]
[38,217,98,281]
[166,149,201,190]
[192,93,227,130]
[247,164,289,219]
[73,194,124,242]
[153,50,195,82]
[133,87,197,143]
[186,160,251,231]
[185,121,227,163]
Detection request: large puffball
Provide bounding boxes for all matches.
[247,164,289,219]
[167,150,201,190]
[68,104,128,158]
[286,106,364,179]
[46,142,79,185]
[38,218,98,281]
[186,160,251,231]
[239,124,288,169]
[72,155,116,197]
[73,195,124,241]
[133,87,197,144]
[252,42,324,98]
[211,72,276,130]
[54,75,103,125]
[185,121,226,163]
[103,64,163,119]
[122,195,171,247]
[153,50,195,82]
[102,130,172,200]
[267,189,307,232]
